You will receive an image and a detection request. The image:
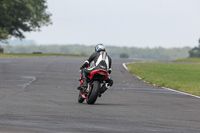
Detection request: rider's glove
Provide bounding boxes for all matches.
[80,60,89,69]
[108,68,112,74]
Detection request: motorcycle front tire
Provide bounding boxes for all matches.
[87,80,100,104]
[78,92,85,103]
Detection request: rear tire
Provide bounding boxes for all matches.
[87,80,100,104]
[78,92,85,103]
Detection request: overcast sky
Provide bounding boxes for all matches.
[24,0,200,48]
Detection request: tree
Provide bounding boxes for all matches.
[189,38,200,58]
[189,45,200,57]
[120,53,129,58]
[0,0,52,41]
[0,46,3,53]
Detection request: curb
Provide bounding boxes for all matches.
[122,62,200,99]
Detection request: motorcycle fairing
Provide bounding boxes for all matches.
[89,69,108,81]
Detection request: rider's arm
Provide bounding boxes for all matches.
[106,55,113,86]
[80,52,97,69]
[87,52,97,62]
[80,60,90,69]
[108,55,112,74]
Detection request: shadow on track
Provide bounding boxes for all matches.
[78,102,128,106]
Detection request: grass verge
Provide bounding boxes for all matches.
[127,62,200,96]
[173,57,200,62]
[0,53,87,57]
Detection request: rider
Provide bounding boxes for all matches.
[78,44,113,90]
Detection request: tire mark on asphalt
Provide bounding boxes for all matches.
[21,76,36,91]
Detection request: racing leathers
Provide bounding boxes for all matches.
[79,51,113,88]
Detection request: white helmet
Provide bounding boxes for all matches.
[95,44,106,52]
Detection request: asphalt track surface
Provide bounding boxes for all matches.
[0,57,200,133]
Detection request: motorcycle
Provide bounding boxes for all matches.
[77,69,110,104]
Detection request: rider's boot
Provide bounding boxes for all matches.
[81,79,87,88]
[80,72,88,89]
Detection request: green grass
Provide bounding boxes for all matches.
[173,57,200,62]
[0,53,87,57]
[127,62,200,96]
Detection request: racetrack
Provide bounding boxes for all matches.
[0,57,200,133]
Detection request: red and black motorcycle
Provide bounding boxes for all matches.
[77,69,110,104]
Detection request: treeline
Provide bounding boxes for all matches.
[2,44,190,60]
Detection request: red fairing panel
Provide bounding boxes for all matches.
[89,69,108,80]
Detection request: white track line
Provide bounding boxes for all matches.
[122,63,128,70]
[122,62,200,99]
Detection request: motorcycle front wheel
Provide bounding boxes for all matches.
[87,80,100,104]
[78,92,85,103]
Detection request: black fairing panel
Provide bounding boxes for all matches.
[89,73,106,83]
